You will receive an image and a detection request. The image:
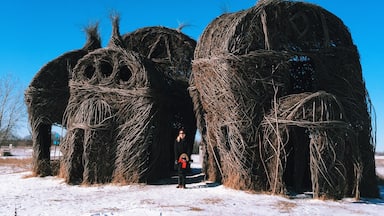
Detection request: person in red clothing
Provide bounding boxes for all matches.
[174,128,191,188]
[177,153,189,188]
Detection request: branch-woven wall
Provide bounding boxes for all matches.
[25,26,101,176]
[26,18,196,184]
[190,0,378,199]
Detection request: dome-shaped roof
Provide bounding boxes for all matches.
[195,0,353,58]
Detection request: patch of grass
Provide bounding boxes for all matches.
[376,158,384,166]
[51,159,60,176]
[0,158,32,168]
[275,200,297,213]
[0,158,32,175]
[202,197,223,205]
[189,206,204,211]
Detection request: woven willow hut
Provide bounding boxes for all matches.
[122,26,197,159]
[56,18,196,184]
[190,0,378,199]
[25,25,101,176]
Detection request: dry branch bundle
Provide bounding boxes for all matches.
[27,19,197,185]
[123,26,198,164]
[59,23,196,184]
[191,0,378,199]
[123,26,196,83]
[25,25,101,176]
[60,46,170,184]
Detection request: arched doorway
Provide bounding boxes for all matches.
[283,126,312,193]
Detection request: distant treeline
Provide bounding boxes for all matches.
[1,139,33,147]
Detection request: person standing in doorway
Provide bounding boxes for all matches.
[174,128,191,188]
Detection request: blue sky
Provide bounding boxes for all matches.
[0,0,383,151]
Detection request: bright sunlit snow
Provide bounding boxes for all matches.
[1,148,384,216]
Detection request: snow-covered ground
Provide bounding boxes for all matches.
[1,147,384,216]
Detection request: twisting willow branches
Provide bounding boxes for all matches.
[191,0,378,199]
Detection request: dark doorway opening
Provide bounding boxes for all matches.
[283,127,312,193]
[37,123,52,161]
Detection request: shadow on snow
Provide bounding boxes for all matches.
[148,167,221,189]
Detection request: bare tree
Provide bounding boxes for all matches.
[0,74,25,144]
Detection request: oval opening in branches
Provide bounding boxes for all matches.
[119,65,132,83]
[84,65,96,80]
[100,61,113,78]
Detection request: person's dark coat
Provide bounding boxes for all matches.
[174,138,191,161]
